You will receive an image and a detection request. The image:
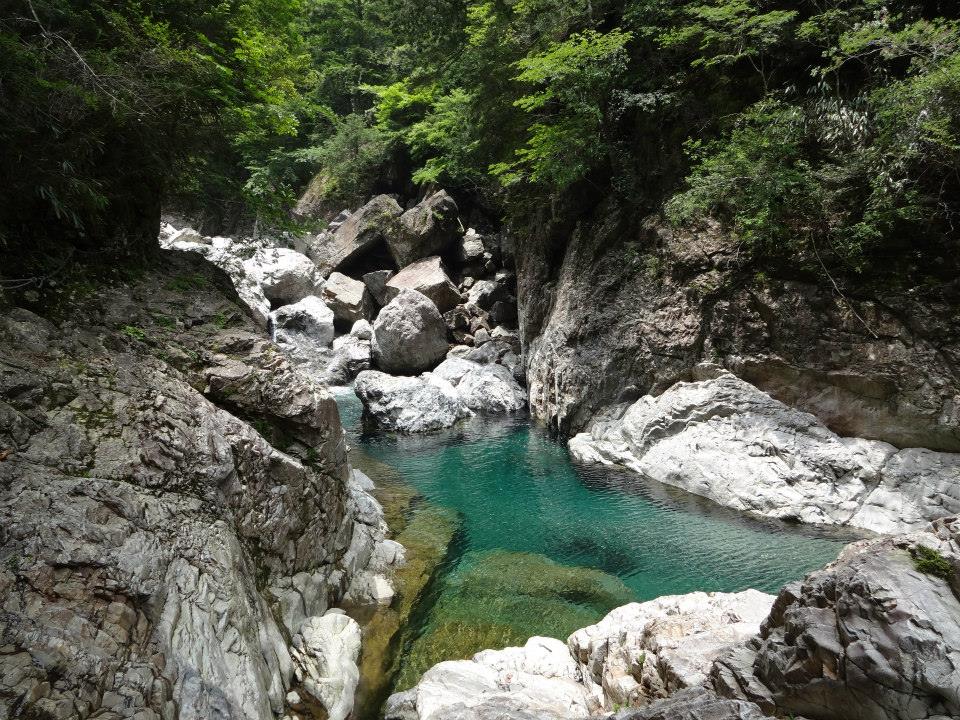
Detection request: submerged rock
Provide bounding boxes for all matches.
[373,289,449,375]
[569,371,960,534]
[354,370,472,432]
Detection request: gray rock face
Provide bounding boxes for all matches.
[373,289,449,375]
[433,358,527,414]
[389,191,461,268]
[712,517,960,720]
[569,590,774,711]
[158,227,273,325]
[354,370,472,432]
[322,271,371,324]
[518,208,960,448]
[570,371,960,534]
[307,195,403,276]
[0,252,376,720]
[617,689,768,720]
[324,334,372,386]
[386,256,462,313]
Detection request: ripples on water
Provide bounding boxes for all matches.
[335,391,855,691]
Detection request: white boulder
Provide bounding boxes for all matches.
[569,371,960,534]
[322,272,370,324]
[243,247,323,306]
[433,357,527,413]
[354,370,473,432]
[291,611,362,720]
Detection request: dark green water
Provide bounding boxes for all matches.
[335,390,853,689]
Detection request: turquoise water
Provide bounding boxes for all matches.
[335,391,853,689]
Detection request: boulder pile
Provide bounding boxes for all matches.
[161,189,526,429]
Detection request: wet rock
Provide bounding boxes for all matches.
[386,256,462,313]
[569,371,960,533]
[354,370,472,432]
[372,289,449,375]
[306,194,403,276]
[389,191,461,268]
[322,271,371,325]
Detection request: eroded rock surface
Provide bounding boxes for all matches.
[388,191,461,269]
[0,252,384,720]
[306,194,403,276]
[518,209,960,449]
[433,357,527,414]
[712,517,960,720]
[570,371,960,534]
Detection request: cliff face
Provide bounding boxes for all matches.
[517,202,960,451]
[0,252,363,719]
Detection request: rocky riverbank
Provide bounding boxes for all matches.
[0,252,400,720]
[387,517,960,720]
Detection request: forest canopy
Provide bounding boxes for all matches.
[2,0,958,276]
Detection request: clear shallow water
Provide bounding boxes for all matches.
[335,391,854,691]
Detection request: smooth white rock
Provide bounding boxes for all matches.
[292,611,362,720]
[569,372,960,534]
[243,248,323,306]
[354,370,473,432]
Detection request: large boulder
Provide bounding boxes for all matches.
[569,369,960,534]
[617,689,768,720]
[306,195,403,276]
[290,611,362,720]
[159,228,273,325]
[388,191,461,268]
[354,370,472,432]
[322,271,371,325]
[712,517,960,720]
[433,357,527,413]
[372,289,449,374]
[243,247,324,306]
[385,256,462,313]
[269,295,336,374]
